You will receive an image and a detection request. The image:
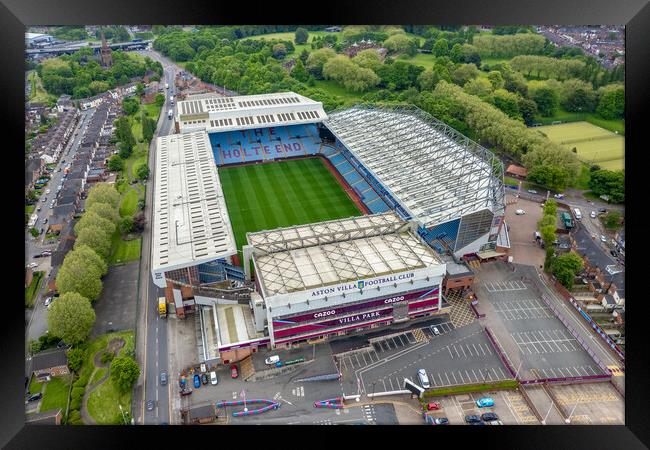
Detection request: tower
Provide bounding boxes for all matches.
[100,31,112,67]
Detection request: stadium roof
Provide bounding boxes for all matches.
[177,92,327,134]
[151,131,237,279]
[249,212,442,297]
[324,105,505,228]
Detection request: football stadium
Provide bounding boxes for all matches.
[151,91,508,363]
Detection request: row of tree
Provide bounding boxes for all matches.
[37,49,162,99]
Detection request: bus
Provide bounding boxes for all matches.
[561,212,574,229]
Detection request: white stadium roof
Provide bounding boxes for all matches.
[151,131,237,279]
[249,212,442,297]
[177,91,327,134]
[324,106,505,229]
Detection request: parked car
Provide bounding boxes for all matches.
[45,189,51,194]
[27,262,38,269]
[481,412,499,421]
[598,208,607,213]
[433,327,440,335]
[465,415,482,423]
[600,235,607,242]
[41,251,51,257]
[230,364,239,379]
[590,211,596,218]
[610,250,618,257]
[146,400,155,411]
[193,374,200,388]
[210,371,218,385]
[515,209,526,215]
[27,393,42,403]
[527,189,538,194]
[265,355,280,365]
[36,207,41,212]
[417,369,430,389]
[434,417,449,425]
[180,387,192,396]
[553,193,564,199]
[201,373,209,385]
[44,297,53,307]
[476,397,494,408]
[426,402,441,410]
[160,371,167,386]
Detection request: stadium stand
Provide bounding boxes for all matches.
[209,124,322,166]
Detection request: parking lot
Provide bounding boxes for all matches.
[549,382,624,424]
[425,389,539,425]
[337,320,513,396]
[475,264,606,381]
[504,197,545,267]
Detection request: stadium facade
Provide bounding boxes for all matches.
[151,91,507,364]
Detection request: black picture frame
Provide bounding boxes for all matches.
[2,0,647,448]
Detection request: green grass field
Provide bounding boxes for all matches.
[218,158,361,252]
[536,121,624,171]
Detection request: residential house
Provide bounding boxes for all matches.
[184,404,217,424]
[25,157,44,194]
[31,348,69,380]
[505,164,528,179]
[26,409,63,425]
[85,168,107,183]
[47,204,76,234]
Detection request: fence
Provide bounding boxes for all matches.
[483,327,517,379]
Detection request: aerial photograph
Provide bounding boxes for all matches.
[24,24,625,426]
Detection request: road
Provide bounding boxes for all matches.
[25,107,95,346]
[134,54,178,425]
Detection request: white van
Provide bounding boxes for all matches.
[265,355,280,365]
[417,369,430,389]
[573,208,582,220]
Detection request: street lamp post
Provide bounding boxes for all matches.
[565,402,579,424]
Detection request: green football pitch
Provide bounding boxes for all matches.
[218,157,362,254]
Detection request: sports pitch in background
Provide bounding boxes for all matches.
[536,121,624,171]
[218,158,362,254]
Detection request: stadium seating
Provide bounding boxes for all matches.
[198,259,246,284]
[209,124,322,166]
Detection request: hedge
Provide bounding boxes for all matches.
[421,379,519,398]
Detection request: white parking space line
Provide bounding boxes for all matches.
[459,345,467,358]
[445,372,451,385]
[447,346,454,359]
[498,367,507,379]
[388,378,394,391]
[381,379,387,391]
[472,344,480,356]
[361,352,368,365]
[465,370,472,382]
[451,372,458,384]
[471,369,479,382]
[341,358,348,372]
[454,346,461,358]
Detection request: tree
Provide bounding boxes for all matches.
[63,244,108,278]
[114,117,136,150]
[417,68,441,91]
[596,86,624,119]
[110,356,141,393]
[463,78,493,99]
[47,292,96,345]
[529,84,559,116]
[602,210,623,229]
[299,49,310,65]
[272,43,287,59]
[67,348,84,372]
[451,63,479,86]
[142,116,156,143]
[74,212,115,239]
[155,93,165,107]
[542,199,558,217]
[29,227,39,237]
[118,141,133,159]
[122,97,140,116]
[527,164,571,192]
[294,28,309,44]
[136,82,145,97]
[432,38,449,57]
[487,71,505,90]
[383,34,417,55]
[291,59,309,82]
[75,225,113,261]
[85,183,120,210]
[56,252,103,301]
[306,48,336,78]
[132,212,146,232]
[352,49,382,71]
[551,252,584,289]
[107,155,124,172]
[491,89,521,119]
[588,170,625,203]
[449,43,464,63]
[136,164,150,180]
[323,55,380,92]
[560,79,597,113]
[119,216,134,234]
[518,97,538,126]
[87,202,120,224]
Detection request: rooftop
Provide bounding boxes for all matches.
[177,91,327,134]
[324,105,505,228]
[151,131,237,276]
[249,212,442,297]
[32,348,68,372]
